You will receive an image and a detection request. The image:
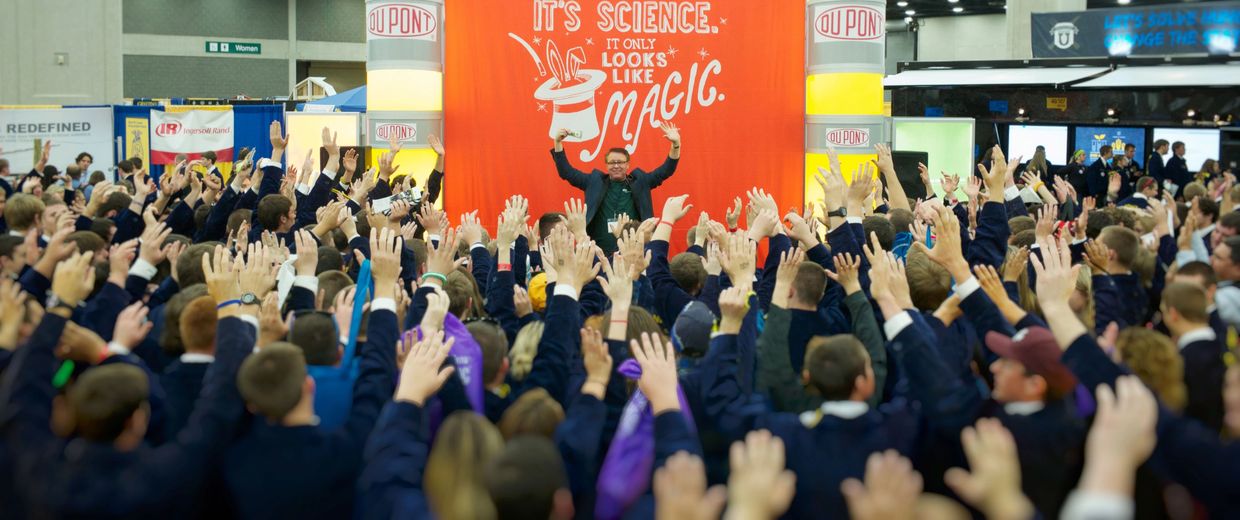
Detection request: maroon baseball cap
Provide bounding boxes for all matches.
[985,327,1078,395]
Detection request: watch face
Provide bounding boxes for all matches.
[240,293,258,305]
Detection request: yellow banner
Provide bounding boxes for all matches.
[166,105,232,113]
[124,118,150,168]
[1046,97,1068,111]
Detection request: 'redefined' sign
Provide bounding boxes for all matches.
[367,2,438,41]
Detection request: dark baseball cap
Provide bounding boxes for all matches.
[985,327,1077,395]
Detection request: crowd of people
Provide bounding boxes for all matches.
[0,119,1237,520]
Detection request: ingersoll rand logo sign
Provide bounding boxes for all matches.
[825,128,870,147]
[375,123,417,142]
[368,3,437,40]
[815,5,884,41]
[154,122,182,137]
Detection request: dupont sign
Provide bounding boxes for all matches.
[825,128,870,147]
[376,123,417,142]
[367,2,437,41]
[814,4,885,43]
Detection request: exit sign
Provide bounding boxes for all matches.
[205,41,261,55]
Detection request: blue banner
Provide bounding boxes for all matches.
[1032,2,1240,58]
[1073,126,1146,164]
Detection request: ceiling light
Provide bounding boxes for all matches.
[904,16,913,23]
[897,1,908,6]
[1117,0,1131,4]
[948,0,960,3]
[906,9,915,15]
[953,6,964,12]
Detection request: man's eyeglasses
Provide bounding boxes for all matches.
[606,161,629,166]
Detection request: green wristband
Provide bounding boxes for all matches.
[421,272,448,284]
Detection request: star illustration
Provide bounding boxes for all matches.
[667,46,679,57]
[585,37,594,45]
[720,18,728,25]
[533,76,540,82]
[537,103,547,112]
[697,48,710,59]
[532,36,542,45]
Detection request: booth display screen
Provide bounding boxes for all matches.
[893,118,975,198]
[1152,128,1221,173]
[1008,125,1069,165]
[1074,127,1145,163]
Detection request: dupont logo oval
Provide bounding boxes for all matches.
[825,128,870,147]
[815,5,884,41]
[368,3,437,38]
[376,123,417,142]
[154,122,182,137]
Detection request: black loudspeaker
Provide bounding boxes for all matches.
[890,151,929,201]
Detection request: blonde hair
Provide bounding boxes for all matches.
[425,412,503,520]
[508,321,544,381]
[906,247,952,311]
[499,387,564,440]
[1116,328,1186,411]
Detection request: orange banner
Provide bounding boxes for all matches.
[445,1,805,238]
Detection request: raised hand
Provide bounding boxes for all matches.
[138,223,173,265]
[747,209,781,241]
[598,252,634,305]
[841,450,923,520]
[269,120,289,150]
[913,206,968,279]
[658,121,681,145]
[238,243,278,298]
[654,452,727,520]
[562,199,588,240]
[1083,239,1111,273]
[0,279,29,350]
[784,210,818,246]
[51,252,95,308]
[394,330,456,405]
[631,331,680,413]
[717,285,749,336]
[941,173,961,197]
[718,232,757,287]
[580,327,612,398]
[420,286,451,333]
[428,134,445,156]
[944,418,1034,520]
[1034,202,1058,241]
[726,430,797,520]
[1031,235,1079,314]
[660,194,693,224]
[725,196,743,230]
[825,253,863,295]
[1079,375,1159,498]
[107,239,139,285]
[977,145,1008,202]
[112,302,155,351]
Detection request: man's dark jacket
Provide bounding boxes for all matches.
[550,148,678,222]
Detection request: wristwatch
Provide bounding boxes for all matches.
[826,207,847,218]
[240,293,260,306]
[45,294,76,313]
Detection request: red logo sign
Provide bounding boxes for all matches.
[368,3,436,37]
[154,122,182,137]
[815,6,884,41]
[826,128,870,147]
[376,123,417,142]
